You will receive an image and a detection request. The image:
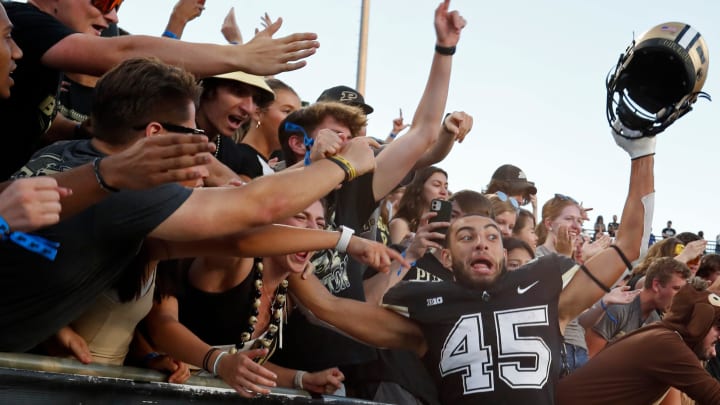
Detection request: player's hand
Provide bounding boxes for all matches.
[611,120,656,160]
[0,177,71,232]
[346,237,409,273]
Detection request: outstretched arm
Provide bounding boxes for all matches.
[289,272,427,356]
[43,18,318,78]
[149,224,405,273]
[149,138,376,240]
[371,0,466,201]
[4,134,215,220]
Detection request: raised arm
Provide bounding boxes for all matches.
[288,272,427,356]
[371,0,466,201]
[42,18,318,78]
[163,0,205,39]
[558,135,655,329]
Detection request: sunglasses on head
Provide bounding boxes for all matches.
[496,191,520,212]
[554,193,580,205]
[91,0,123,15]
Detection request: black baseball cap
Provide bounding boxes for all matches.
[316,85,374,115]
[490,164,537,195]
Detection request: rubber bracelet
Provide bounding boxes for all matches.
[293,370,307,390]
[327,156,357,182]
[389,132,398,139]
[93,157,120,193]
[335,226,355,253]
[162,30,178,39]
[435,44,456,55]
[212,351,228,377]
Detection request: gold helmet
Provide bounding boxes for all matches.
[607,22,711,138]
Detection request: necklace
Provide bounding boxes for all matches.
[231,259,288,358]
[214,135,221,158]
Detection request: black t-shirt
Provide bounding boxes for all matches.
[0,2,74,180]
[215,137,274,179]
[0,140,192,352]
[405,252,453,282]
[273,173,379,371]
[383,254,568,405]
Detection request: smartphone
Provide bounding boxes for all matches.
[429,199,452,236]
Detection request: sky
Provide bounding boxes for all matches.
[116,0,720,239]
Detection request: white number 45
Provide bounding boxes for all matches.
[439,306,551,394]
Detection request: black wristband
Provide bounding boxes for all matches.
[92,157,120,193]
[435,44,456,55]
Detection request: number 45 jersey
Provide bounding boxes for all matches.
[383,254,569,405]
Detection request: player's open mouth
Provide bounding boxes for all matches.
[470,257,494,273]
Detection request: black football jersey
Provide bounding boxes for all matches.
[383,254,568,405]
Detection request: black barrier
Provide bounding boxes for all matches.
[0,353,389,404]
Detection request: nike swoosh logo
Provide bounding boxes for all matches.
[517,280,540,294]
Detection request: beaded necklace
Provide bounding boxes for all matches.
[229,259,288,361]
[214,135,221,158]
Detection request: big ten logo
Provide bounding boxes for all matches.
[426,296,443,307]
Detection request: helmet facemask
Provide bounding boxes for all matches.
[606,23,711,138]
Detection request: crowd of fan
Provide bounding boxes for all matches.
[1,1,719,405]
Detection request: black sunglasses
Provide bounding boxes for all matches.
[133,122,206,135]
